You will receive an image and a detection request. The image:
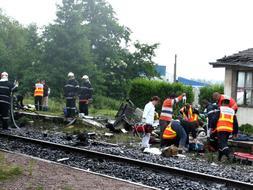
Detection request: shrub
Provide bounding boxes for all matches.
[199,84,224,104]
[92,95,121,110]
[240,123,253,135]
[128,78,194,110]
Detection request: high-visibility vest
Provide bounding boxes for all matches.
[160,95,183,121]
[34,83,44,97]
[188,107,198,122]
[217,106,234,133]
[218,95,238,111]
[181,106,198,122]
[162,124,177,140]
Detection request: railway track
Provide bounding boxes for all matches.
[0,132,252,189]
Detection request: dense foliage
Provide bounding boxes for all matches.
[129,78,194,110]
[0,0,158,98]
[199,84,224,104]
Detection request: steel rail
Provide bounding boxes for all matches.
[0,132,252,189]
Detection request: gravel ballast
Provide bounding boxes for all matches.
[0,133,235,190]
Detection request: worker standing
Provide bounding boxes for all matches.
[161,120,187,150]
[34,80,44,111]
[159,93,186,135]
[79,75,93,116]
[64,72,79,118]
[0,72,16,130]
[210,99,238,161]
[42,80,50,111]
[213,92,238,112]
[141,96,160,149]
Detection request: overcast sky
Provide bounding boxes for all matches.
[1,0,253,81]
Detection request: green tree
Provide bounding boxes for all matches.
[42,0,100,97]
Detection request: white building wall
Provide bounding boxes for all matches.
[224,68,233,97]
[237,107,253,125]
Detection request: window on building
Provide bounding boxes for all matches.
[237,71,253,106]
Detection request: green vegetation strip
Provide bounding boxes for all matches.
[0,153,23,181]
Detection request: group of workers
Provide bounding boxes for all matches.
[0,70,240,161]
[64,72,93,118]
[142,92,239,161]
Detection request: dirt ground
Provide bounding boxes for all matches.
[0,151,152,190]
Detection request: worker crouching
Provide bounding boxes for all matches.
[211,99,238,161]
[161,120,187,152]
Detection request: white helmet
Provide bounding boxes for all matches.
[82,75,89,80]
[1,72,8,79]
[67,72,74,78]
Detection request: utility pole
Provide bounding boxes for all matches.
[173,54,177,83]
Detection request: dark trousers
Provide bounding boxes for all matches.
[79,102,88,115]
[159,120,170,138]
[180,120,198,145]
[66,99,76,117]
[217,132,231,160]
[34,96,42,111]
[16,95,24,108]
[161,137,179,148]
[0,102,10,129]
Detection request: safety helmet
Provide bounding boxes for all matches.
[67,72,74,78]
[82,75,89,80]
[1,72,8,79]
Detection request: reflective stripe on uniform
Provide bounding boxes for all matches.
[0,95,10,98]
[0,100,10,104]
[162,124,177,139]
[217,106,234,133]
[0,86,9,90]
[65,84,74,88]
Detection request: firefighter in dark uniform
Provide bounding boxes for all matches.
[210,99,238,161]
[79,75,93,116]
[0,72,15,130]
[64,72,79,118]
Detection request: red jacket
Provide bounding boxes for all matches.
[218,95,238,111]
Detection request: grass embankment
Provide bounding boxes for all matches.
[0,153,22,181]
[23,95,121,118]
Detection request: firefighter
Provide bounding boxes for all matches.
[79,75,93,116]
[210,99,238,161]
[213,92,238,112]
[34,80,44,111]
[159,93,186,136]
[141,96,160,149]
[64,72,79,118]
[0,72,16,130]
[161,120,187,150]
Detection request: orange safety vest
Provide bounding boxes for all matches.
[34,83,44,97]
[216,106,234,133]
[160,95,183,121]
[181,106,198,122]
[162,124,177,140]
